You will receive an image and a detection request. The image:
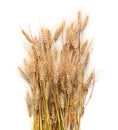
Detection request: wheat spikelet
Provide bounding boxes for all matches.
[53,21,65,42]
[22,29,33,43]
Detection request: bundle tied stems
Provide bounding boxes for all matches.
[19,11,95,130]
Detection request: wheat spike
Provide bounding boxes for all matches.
[22,29,33,43]
[34,89,40,111]
[41,28,51,50]
[39,60,45,81]
[59,92,65,109]
[53,65,58,85]
[23,59,31,74]
[18,67,30,82]
[53,47,58,61]
[51,105,56,123]
[87,71,94,86]
[28,50,36,73]
[83,52,90,68]
[26,91,32,117]
[82,83,88,92]
[52,48,59,85]
[60,74,65,91]
[45,81,50,100]
[81,15,89,31]
[34,42,40,57]
[78,11,82,31]
[53,21,65,42]
[80,40,88,55]
[66,75,72,95]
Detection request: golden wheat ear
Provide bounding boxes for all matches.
[21,29,34,44]
[53,21,65,42]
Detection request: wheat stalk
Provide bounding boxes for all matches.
[19,11,95,130]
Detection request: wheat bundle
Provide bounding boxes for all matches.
[19,11,95,130]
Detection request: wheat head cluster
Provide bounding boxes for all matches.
[19,11,95,130]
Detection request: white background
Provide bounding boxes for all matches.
[0,0,118,130]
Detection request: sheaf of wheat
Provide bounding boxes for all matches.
[19,11,95,130]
